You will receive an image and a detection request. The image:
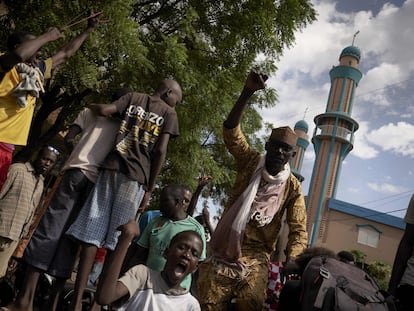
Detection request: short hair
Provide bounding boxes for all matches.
[156,79,181,94]
[179,183,192,194]
[169,230,203,249]
[161,184,191,200]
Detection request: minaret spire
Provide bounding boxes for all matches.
[352,30,360,46]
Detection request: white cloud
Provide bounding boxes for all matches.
[367,182,406,194]
[351,121,379,159]
[359,63,405,106]
[372,1,414,70]
[366,122,414,157]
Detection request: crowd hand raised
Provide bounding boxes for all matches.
[202,206,210,219]
[86,11,102,29]
[45,27,65,41]
[245,71,268,92]
[198,175,213,187]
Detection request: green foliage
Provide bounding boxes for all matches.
[0,0,317,206]
[349,249,367,263]
[367,260,392,291]
[347,250,390,290]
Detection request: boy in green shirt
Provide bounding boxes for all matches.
[123,184,206,291]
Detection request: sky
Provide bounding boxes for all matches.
[259,0,414,218]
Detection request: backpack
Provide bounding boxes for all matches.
[300,256,395,311]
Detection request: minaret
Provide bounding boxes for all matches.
[290,120,310,182]
[306,45,362,246]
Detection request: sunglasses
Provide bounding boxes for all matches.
[46,145,60,156]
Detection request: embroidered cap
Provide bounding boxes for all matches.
[269,126,297,147]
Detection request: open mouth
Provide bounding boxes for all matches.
[174,261,188,276]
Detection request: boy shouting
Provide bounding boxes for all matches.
[96,221,202,310]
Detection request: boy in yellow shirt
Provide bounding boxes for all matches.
[0,12,100,190]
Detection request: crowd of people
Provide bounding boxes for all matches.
[0,14,413,311]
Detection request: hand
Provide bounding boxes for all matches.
[198,175,212,187]
[117,220,140,240]
[87,11,103,29]
[245,71,268,92]
[8,257,19,273]
[46,27,64,41]
[202,206,210,220]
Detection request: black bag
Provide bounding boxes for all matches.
[300,256,394,311]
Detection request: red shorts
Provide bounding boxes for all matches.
[0,143,14,191]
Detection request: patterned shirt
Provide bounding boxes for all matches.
[0,162,44,241]
[223,125,308,259]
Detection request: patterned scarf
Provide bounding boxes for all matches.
[209,156,290,274]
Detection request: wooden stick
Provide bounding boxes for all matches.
[63,10,88,29]
[61,11,103,30]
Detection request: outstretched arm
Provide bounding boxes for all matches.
[87,103,118,117]
[51,12,100,69]
[96,220,139,306]
[0,28,63,71]
[223,71,268,129]
[187,176,212,216]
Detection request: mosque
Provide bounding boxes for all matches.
[285,45,404,265]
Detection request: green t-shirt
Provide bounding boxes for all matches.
[137,215,207,291]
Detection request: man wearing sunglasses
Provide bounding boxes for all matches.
[11,88,129,311]
[0,145,57,278]
[197,71,308,311]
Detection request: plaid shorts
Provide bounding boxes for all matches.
[66,170,144,250]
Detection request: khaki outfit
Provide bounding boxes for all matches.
[197,125,307,310]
